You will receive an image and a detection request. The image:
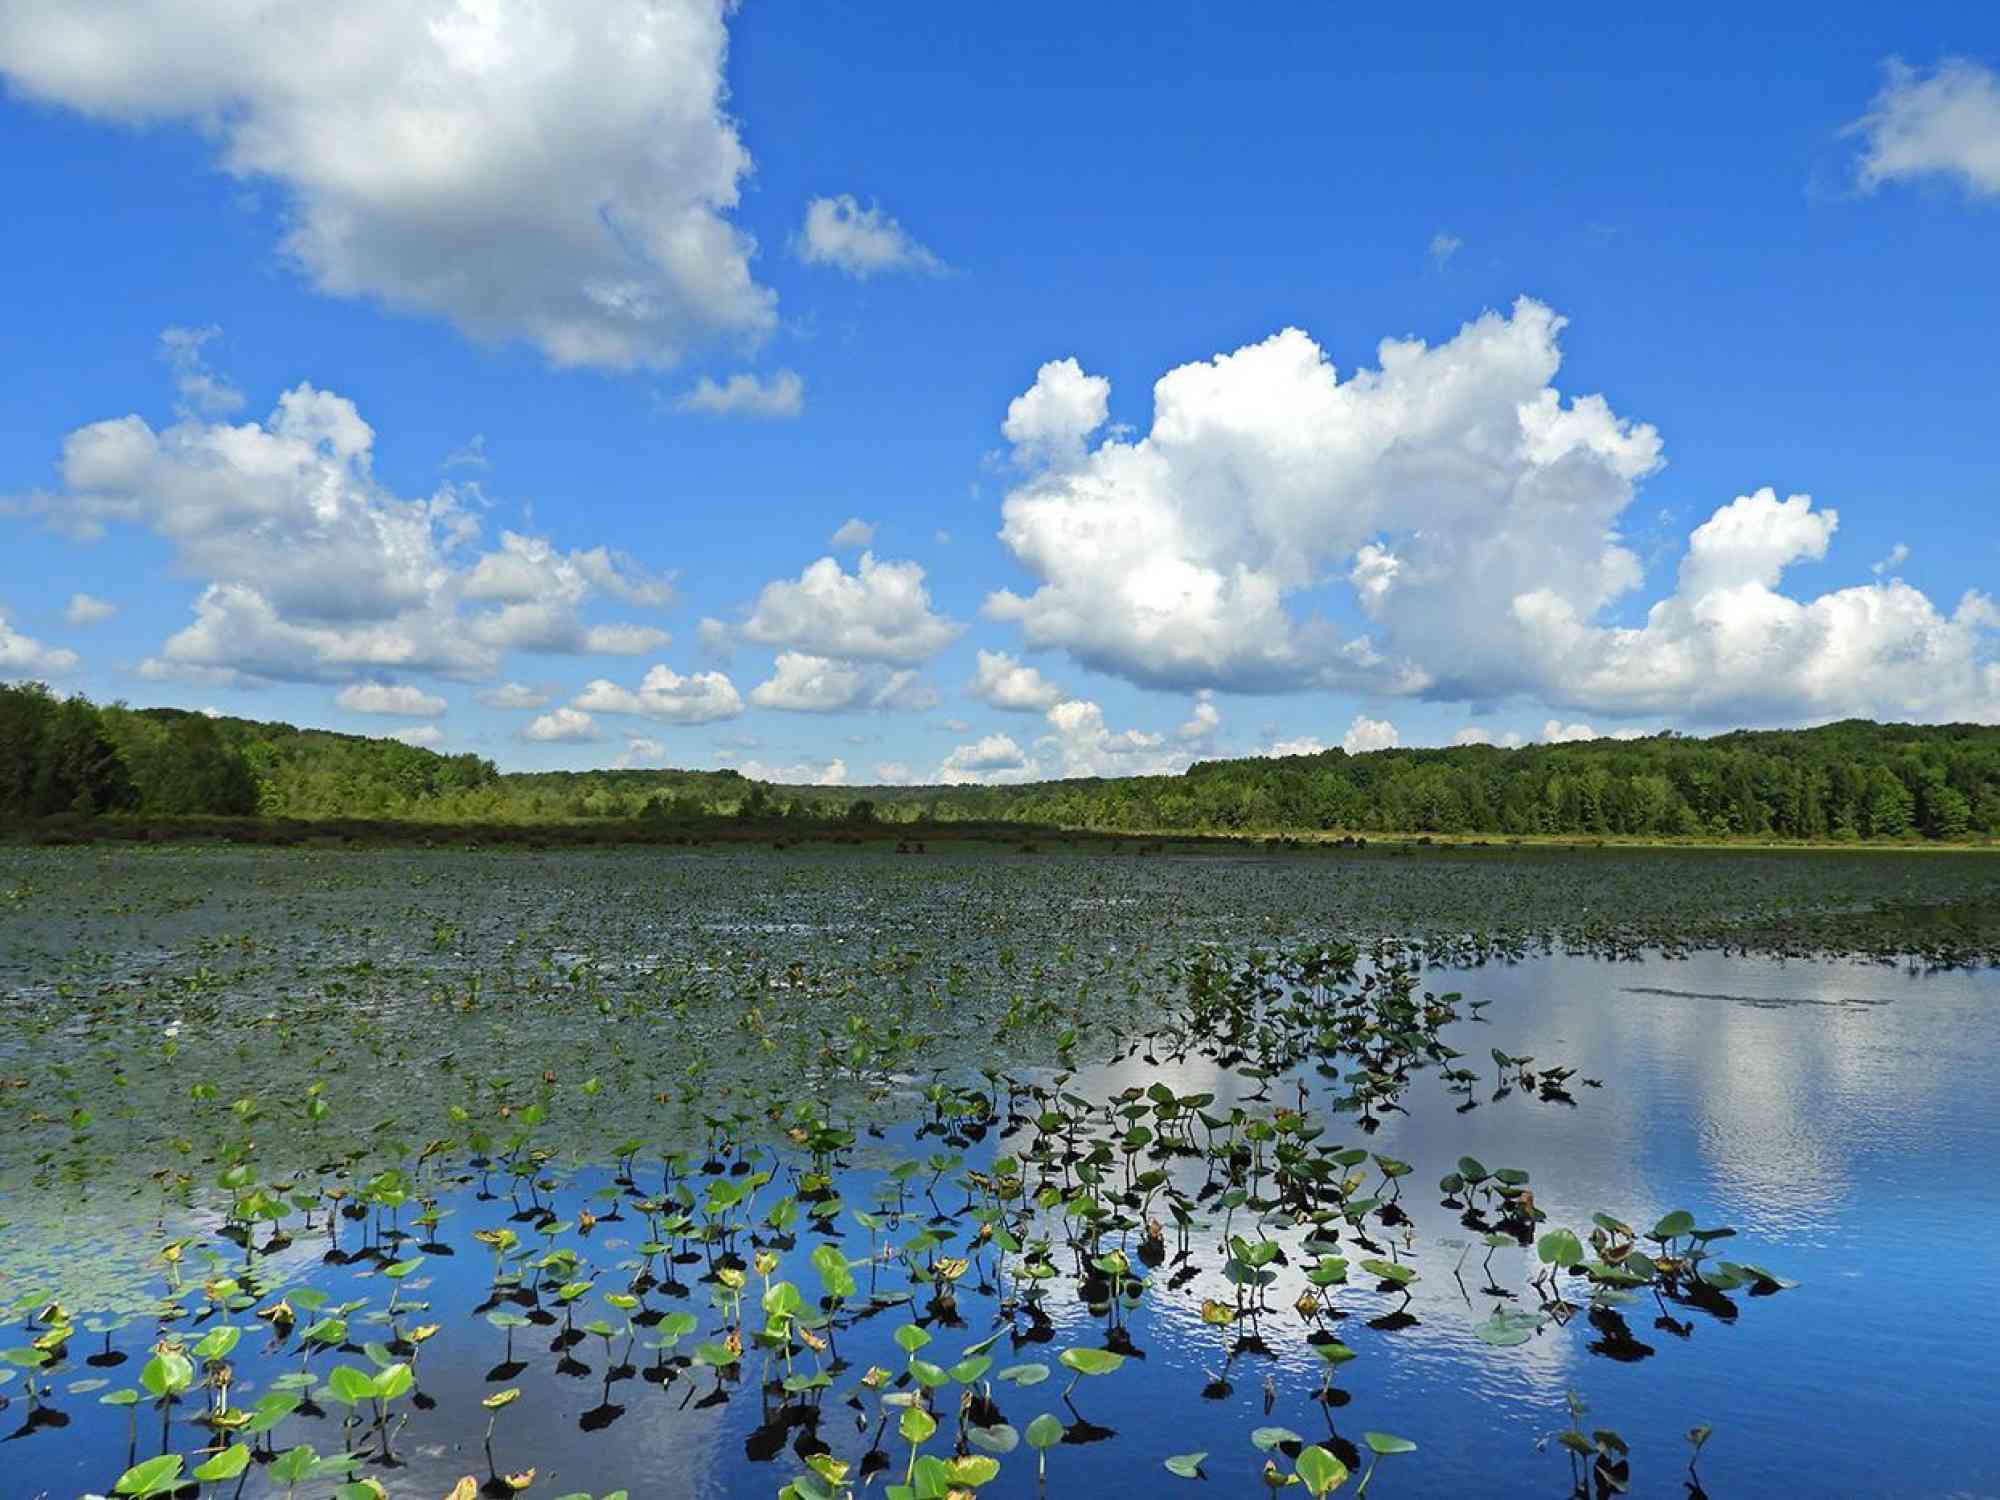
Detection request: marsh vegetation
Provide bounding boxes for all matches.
[0,843,1994,1498]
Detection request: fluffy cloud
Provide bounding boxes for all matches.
[612,736,666,769]
[1341,714,1400,754]
[1176,692,1222,747]
[968,649,1064,712]
[1002,358,1111,470]
[1261,736,1328,758]
[522,706,602,743]
[574,664,743,724]
[1848,57,2000,198]
[987,300,1998,724]
[1541,720,1599,744]
[477,682,550,710]
[829,517,877,549]
[743,552,961,665]
[65,592,118,626]
[1453,726,1526,749]
[336,681,447,716]
[675,370,805,418]
[747,652,934,713]
[795,195,943,277]
[737,758,849,786]
[0,0,774,367]
[0,615,80,676]
[390,724,444,748]
[936,732,1032,785]
[1516,489,2000,723]
[21,376,674,684]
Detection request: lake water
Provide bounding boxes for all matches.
[1,848,1997,1498]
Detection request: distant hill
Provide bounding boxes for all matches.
[3,679,1996,842]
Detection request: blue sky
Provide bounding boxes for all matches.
[1,2,1995,784]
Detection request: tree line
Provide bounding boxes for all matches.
[5,679,1997,842]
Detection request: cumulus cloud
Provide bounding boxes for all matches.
[969,649,1064,712]
[795,194,944,277]
[612,736,666,769]
[829,517,877,549]
[675,369,804,418]
[336,681,447,716]
[738,757,849,786]
[390,724,443,748]
[574,664,743,724]
[19,377,675,684]
[1261,736,1328,758]
[1176,691,1222,747]
[0,615,80,677]
[937,732,1032,785]
[1002,358,1112,470]
[743,552,961,665]
[1453,726,1526,749]
[0,1,774,367]
[1848,57,2000,198]
[873,761,916,785]
[1541,720,1598,743]
[523,706,602,743]
[477,681,549,710]
[1341,714,1400,754]
[65,592,118,626]
[747,652,934,713]
[985,299,1998,725]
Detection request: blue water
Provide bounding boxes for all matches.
[8,951,1998,1499]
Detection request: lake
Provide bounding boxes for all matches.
[1,845,1995,1499]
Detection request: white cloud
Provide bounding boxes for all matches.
[582,623,672,655]
[985,300,1999,725]
[1873,542,1910,576]
[749,652,862,713]
[795,194,944,277]
[1848,57,2000,198]
[0,614,80,676]
[1176,691,1222,747]
[612,736,666,769]
[158,325,243,416]
[1261,736,1328,758]
[336,681,447,716]
[937,733,1032,785]
[873,761,916,785]
[743,552,961,665]
[744,652,933,713]
[21,380,674,684]
[969,649,1064,712]
[696,616,733,659]
[1341,714,1400,754]
[523,706,602,743]
[390,724,443,748]
[675,369,805,418]
[574,664,743,724]
[477,681,549,710]
[738,757,848,786]
[1514,488,2000,723]
[1002,357,1111,470]
[443,434,489,471]
[0,1,774,368]
[1452,726,1525,749]
[1429,231,1463,269]
[64,592,118,626]
[1542,720,1598,743]
[829,517,877,549]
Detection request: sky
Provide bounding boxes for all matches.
[1,2,1996,787]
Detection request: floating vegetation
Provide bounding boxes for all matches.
[0,843,1988,1496]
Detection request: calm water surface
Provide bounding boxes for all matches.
[6,948,1995,1499]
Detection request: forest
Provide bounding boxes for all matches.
[3,679,1998,842]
